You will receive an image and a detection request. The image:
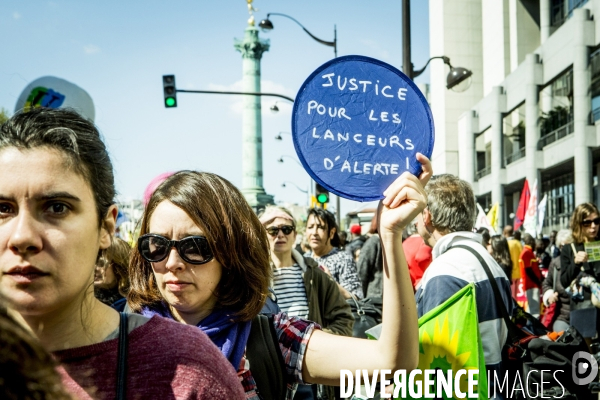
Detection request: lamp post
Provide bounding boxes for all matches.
[274,131,290,140]
[259,13,336,58]
[282,181,309,206]
[277,155,303,168]
[282,181,308,193]
[402,0,472,92]
[278,155,312,205]
[260,11,340,223]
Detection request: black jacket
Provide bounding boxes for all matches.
[356,234,383,298]
[542,256,571,324]
[560,241,600,290]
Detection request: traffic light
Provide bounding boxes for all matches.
[315,183,330,206]
[163,75,177,108]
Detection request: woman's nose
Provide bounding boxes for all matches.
[7,210,43,255]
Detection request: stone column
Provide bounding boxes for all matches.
[234,25,274,211]
[573,8,592,205]
[458,110,476,185]
[491,86,505,226]
[539,0,550,43]
[525,54,541,188]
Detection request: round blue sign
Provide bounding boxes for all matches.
[292,55,434,202]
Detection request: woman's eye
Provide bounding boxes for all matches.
[46,202,70,215]
[0,203,14,215]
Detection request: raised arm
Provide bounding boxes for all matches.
[301,153,432,385]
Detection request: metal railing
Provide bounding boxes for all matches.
[551,0,588,29]
[504,148,526,166]
[537,120,574,149]
[475,166,491,180]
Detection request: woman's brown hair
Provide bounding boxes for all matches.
[127,171,271,322]
[107,237,132,297]
[0,300,72,400]
[570,202,600,244]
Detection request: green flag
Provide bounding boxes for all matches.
[401,283,488,399]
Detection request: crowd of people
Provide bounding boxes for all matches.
[0,106,598,400]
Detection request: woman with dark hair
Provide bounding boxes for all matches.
[560,202,600,338]
[128,154,431,399]
[259,205,353,399]
[304,207,363,299]
[489,235,512,280]
[542,229,572,332]
[0,108,243,399]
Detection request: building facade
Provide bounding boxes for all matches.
[430,0,600,234]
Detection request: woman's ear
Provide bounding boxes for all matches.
[100,205,118,250]
[329,227,336,241]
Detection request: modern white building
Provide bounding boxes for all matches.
[429,0,600,233]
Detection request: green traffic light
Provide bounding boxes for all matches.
[317,193,329,203]
[165,97,176,107]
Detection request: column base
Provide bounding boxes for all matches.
[242,188,275,214]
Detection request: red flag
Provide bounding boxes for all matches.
[514,179,530,230]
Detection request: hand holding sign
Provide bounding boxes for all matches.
[292,55,434,201]
[379,153,432,235]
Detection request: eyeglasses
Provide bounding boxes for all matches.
[266,225,295,237]
[582,218,600,227]
[138,234,213,265]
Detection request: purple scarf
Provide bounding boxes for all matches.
[141,303,251,369]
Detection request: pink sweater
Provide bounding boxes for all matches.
[53,315,244,400]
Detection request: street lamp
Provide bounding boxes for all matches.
[277,155,303,168]
[402,0,472,92]
[261,12,339,222]
[275,131,290,140]
[413,56,473,92]
[259,13,337,58]
[282,181,308,194]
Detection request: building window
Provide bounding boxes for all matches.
[541,171,574,233]
[503,103,526,166]
[538,69,574,149]
[551,0,589,29]
[476,136,492,180]
[477,192,492,213]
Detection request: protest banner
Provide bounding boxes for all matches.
[292,55,434,201]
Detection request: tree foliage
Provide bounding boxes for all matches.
[0,108,9,125]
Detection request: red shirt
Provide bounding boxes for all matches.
[53,315,244,400]
[402,235,433,290]
[519,245,542,290]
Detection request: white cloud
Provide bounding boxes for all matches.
[83,44,100,55]
[12,12,21,20]
[207,80,294,115]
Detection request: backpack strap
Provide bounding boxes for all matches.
[246,314,287,400]
[451,244,523,342]
[116,312,128,400]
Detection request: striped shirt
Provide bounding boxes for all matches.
[415,232,513,399]
[273,264,309,319]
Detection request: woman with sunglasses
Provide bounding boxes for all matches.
[260,205,354,399]
[128,156,430,399]
[560,202,600,339]
[0,108,244,399]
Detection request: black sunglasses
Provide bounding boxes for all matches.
[582,218,600,227]
[266,225,295,237]
[138,234,213,265]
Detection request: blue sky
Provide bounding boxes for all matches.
[0,1,430,218]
